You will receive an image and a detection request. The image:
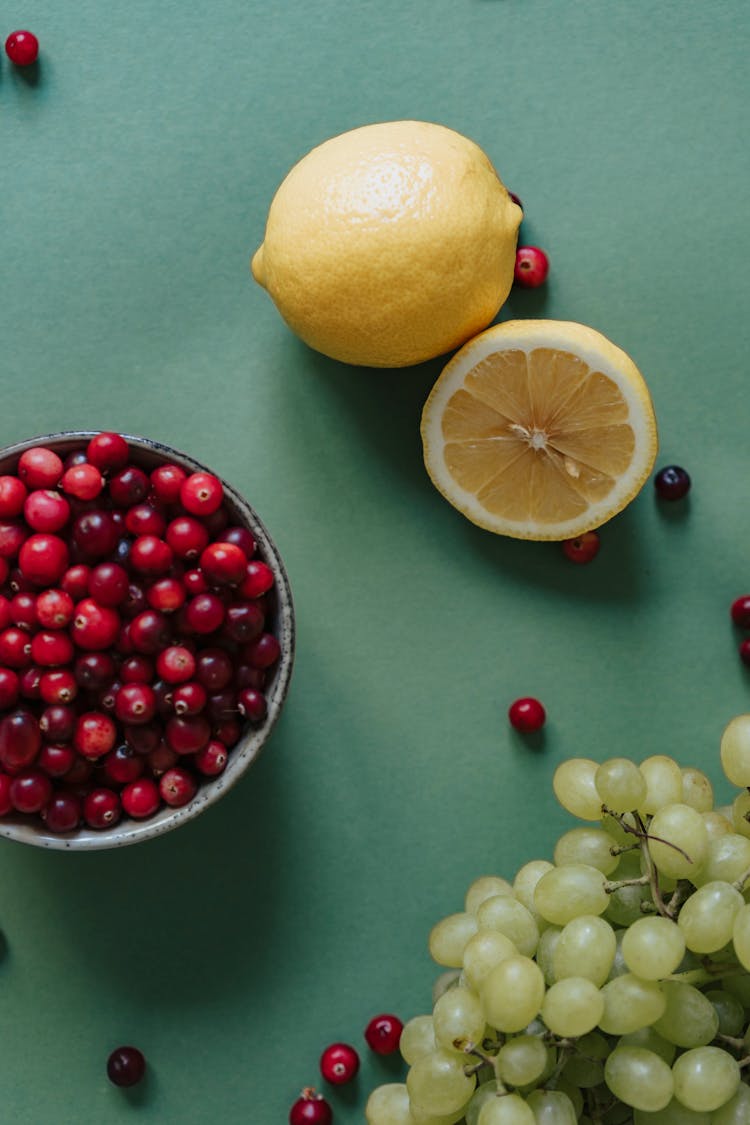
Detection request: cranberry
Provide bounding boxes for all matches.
[153,644,194,684]
[39,704,79,737]
[122,582,148,619]
[364,1014,403,1055]
[240,560,275,599]
[214,718,241,747]
[508,696,546,732]
[195,648,233,691]
[0,710,40,770]
[19,666,42,697]
[159,767,197,807]
[0,596,9,631]
[237,688,266,723]
[129,610,171,654]
[83,787,121,829]
[61,564,91,600]
[64,755,94,788]
[0,773,12,815]
[0,558,8,585]
[74,651,116,689]
[0,519,28,559]
[320,1042,360,1085]
[740,640,750,668]
[0,668,20,709]
[72,509,120,560]
[23,490,70,533]
[86,432,130,472]
[201,506,229,537]
[109,466,150,507]
[180,471,223,516]
[74,712,117,759]
[10,770,52,813]
[35,588,74,629]
[150,463,187,504]
[60,462,104,501]
[165,715,211,755]
[10,592,38,630]
[224,603,264,644]
[121,777,160,819]
[44,792,81,833]
[654,465,691,500]
[206,689,238,721]
[199,542,247,586]
[104,744,145,786]
[89,562,129,606]
[166,516,209,560]
[39,670,78,706]
[106,1045,146,1088]
[244,633,280,669]
[186,593,225,634]
[172,681,207,716]
[124,504,166,538]
[146,577,185,613]
[31,630,74,667]
[514,246,549,288]
[129,535,173,577]
[123,722,162,755]
[38,743,76,777]
[147,742,178,776]
[114,683,156,725]
[183,568,208,596]
[194,740,228,776]
[218,526,256,559]
[18,533,69,586]
[120,655,154,684]
[5,30,39,66]
[289,1089,332,1125]
[0,476,27,518]
[17,447,63,489]
[731,596,750,629]
[72,599,121,650]
[509,191,523,210]
[0,627,32,667]
[562,530,601,564]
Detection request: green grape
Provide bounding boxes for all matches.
[595,757,648,812]
[647,803,708,880]
[732,900,750,969]
[679,767,713,813]
[720,714,750,787]
[552,758,603,820]
[604,1046,674,1112]
[560,1030,609,1088]
[433,985,486,1053]
[547,1081,583,1118]
[693,832,750,886]
[620,916,686,979]
[476,895,540,957]
[400,1016,436,1064]
[513,861,555,922]
[541,976,605,1037]
[601,809,640,847]
[639,756,683,814]
[598,973,666,1035]
[525,1088,578,1124]
[730,790,750,840]
[722,966,750,1005]
[465,876,515,914]
[703,989,745,1036]
[533,864,608,926]
[479,955,545,1033]
[552,914,616,985]
[677,880,744,953]
[365,1082,414,1124]
[496,1035,549,1087]
[633,1097,711,1123]
[465,1082,504,1125]
[406,1049,477,1117]
[462,930,518,991]
[711,1082,750,1125]
[652,981,719,1048]
[620,1025,676,1065]
[429,913,479,968]
[433,970,461,1004]
[671,1046,740,1112]
[701,809,734,841]
[553,827,620,875]
[477,1093,535,1125]
[535,926,561,985]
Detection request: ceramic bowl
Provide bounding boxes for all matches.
[0,431,295,850]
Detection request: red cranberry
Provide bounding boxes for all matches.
[31,630,74,667]
[183,568,208,596]
[224,602,264,643]
[364,1014,403,1055]
[0,627,32,667]
[23,490,70,533]
[180,471,223,516]
[39,670,78,706]
[72,510,120,560]
[97,680,121,713]
[64,755,94,788]
[159,766,197,807]
[109,466,150,507]
[213,718,241,747]
[61,564,91,600]
[19,665,42,697]
[0,519,28,559]
[194,740,228,776]
[562,530,601,564]
[147,742,178,776]
[155,644,195,684]
[10,770,52,813]
[121,778,160,819]
[244,633,280,669]
[508,696,546,732]
[124,504,166,538]
[104,744,145,786]
[514,246,550,288]
[240,560,275,599]
[320,1042,360,1085]
[0,557,8,585]
[237,688,266,723]
[165,715,211,755]
[72,599,121,650]
[654,465,691,501]
[166,516,209,560]
[5,30,40,67]
[740,640,750,668]
[129,610,171,654]
[60,462,104,501]
[152,680,174,717]
[74,651,116,689]
[201,506,229,537]
[172,681,207,716]
[206,689,238,721]
[0,476,27,518]
[129,536,173,577]
[18,533,69,586]
[86,432,130,472]
[17,447,63,489]
[195,648,233,691]
[122,582,148,619]
[83,787,121,829]
[146,577,185,613]
[289,1089,332,1125]
[74,712,117,759]
[37,743,76,777]
[0,596,9,631]
[150,463,187,504]
[218,526,256,558]
[120,655,155,684]
[199,542,247,586]
[732,596,750,628]
[10,591,38,630]
[0,773,11,815]
[89,562,129,606]
[0,710,40,770]
[106,1045,146,1088]
[115,683,156,725]
[0,668,20,709]
[35,588,74,629]
[44,792,81,833]
[185,593,225,634]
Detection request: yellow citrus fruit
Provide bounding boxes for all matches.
[251,120,522,368]
[421,320,658,540]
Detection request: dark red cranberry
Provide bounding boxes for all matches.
[19,665,42,697]
[122,582,148,619]
[147,742,178,776]
[35,588,74,629]
[172,681,207,716]
[200,506,229,537]
[31,630,74,667]
[199,542,247,586]
[72,510,120,560]
[44,791,81,833]
[121,778,160,819]
[0,773,11,815]
[97,680,121,713]
[38,743,76,777]
[185,593,225,634]
[654,465,691,500]
[39,704,76,742]
[10,769,52,813]
[224,602,264,643]
[115,683,156,725]
[18,533,69,586]
[236,665,265,692]
[146,577,185,614]
[89,562,129,606]
[194,740,228,776]
[320,1042,360,1085]
[509,191,523,210]
[0,596,9,631]
[120,655,154,684]
[159,767,197,807]
[152,680,174,717]
[289,1089,332,1125]
[17,447,63,489]
[740,640,750,668]
[74,711,117,759]
[129,610,171,654]
[237,688,266,723]
[165,715,211,755]
[514,246,549,288]
[104,744,145,786]
[240,560,275,599]
[109,466,150,507]
[195,648,233,691]
[364,1014,404,1055]
[106,1045,146,1088]
[74,651,116,689]
[123,722,162,755]
[83,787,121,829]
[155,645,196,684]
[0,476,27,518]
[217,526,256,559]
[244,633,280,669]
[125,503,166,538]
[0,627,33,667]
[0,709,40,770]
[0,668,20,709]
[150,463,187,504]
[166,516,209,560]
[86,432,130,472]
[71,599,121,651]
[61,564,91,600]
[64,755,95,788]
[206,689,238,721]
[180,471,223,516]
[60,462,104,501]
[731,596,750,629]
[213,718,241,747]
[508,696,546,732]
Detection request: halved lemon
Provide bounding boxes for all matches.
[421,320,658,540]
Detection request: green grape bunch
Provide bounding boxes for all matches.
[365,714,750,1124]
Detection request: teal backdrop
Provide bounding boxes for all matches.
[1,1,749,1120]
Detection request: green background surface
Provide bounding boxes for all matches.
[1,1,749,1121]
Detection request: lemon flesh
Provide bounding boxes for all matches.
[252,120,522,368]
[421,320,658,540]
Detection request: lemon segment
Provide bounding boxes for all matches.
[421,320,658,540]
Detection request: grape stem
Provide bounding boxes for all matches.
[460,1042,507,1092]
[733,866,750,892]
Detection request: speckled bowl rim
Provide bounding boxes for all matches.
[0,431,295,851]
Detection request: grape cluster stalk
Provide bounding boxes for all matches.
[365,717,750,1124]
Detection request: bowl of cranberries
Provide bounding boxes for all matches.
[0,430,294,849]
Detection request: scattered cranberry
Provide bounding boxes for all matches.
[654,465,691,501]
[106,1045,146,1088]
[5,30,39,66]
[562,531,601,563]
[320,1042,360,1085]
[732,596,750,629]
[514,246,549,288]
[289,1089,332,1125]
[509,191,523,211]
[740,640,750,668]
[508,696,546,732]
[364,1014,403,1055]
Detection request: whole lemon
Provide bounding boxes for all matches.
[251,120,522,368]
